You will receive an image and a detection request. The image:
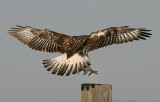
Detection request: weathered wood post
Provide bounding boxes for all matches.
[81,83,112,102]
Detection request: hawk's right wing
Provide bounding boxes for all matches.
[8,25,70,53]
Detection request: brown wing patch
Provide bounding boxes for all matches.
[83,26,152,52]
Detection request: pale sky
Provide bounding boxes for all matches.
[0,0,160,102]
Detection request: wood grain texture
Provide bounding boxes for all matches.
[81,84,112,102]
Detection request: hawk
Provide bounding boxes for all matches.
[8,25,152,76]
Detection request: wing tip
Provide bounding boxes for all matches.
[121,26,129,28]
[138,28,152,40]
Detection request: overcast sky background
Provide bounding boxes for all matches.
[0,0,160,102]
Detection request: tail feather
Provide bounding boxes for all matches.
[42,60,51,68]
[42,53,88,76]
[78,62,83,72]
[52,63,60,74]
[72,63,77,74]
[47,64,54,71]
[60,63,68,76]
[66,65,73,76]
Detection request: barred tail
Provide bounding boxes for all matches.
[42,53,89,76]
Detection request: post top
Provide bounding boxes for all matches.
[82,83,111,85]
[81,83,112,91]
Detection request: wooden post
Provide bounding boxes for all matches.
[81,83,112,102]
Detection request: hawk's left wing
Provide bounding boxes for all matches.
[83,26,152,52]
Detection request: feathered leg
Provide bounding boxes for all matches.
[80,52,98,76]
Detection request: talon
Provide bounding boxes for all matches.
[88,70,98,76]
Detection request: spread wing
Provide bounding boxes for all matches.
[8,25,70,53]
[83,26,152,52]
